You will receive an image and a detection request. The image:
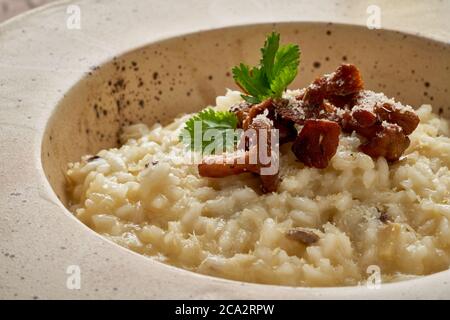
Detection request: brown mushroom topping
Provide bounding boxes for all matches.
[277,99,345,126]
[275,101,308,125]
[198,114,279,193]
[379,211,392,224]
[201,63,420,191]
[230,101,252,128]
[87,155,101,162]
[237,98,275,130]
[374,103,420,135]
[359,123,411,162]
[303,64,364,106]
[292,119,341,169]
[198,152,260,177]
[351,108,378,128]
[232,98,297,146]
[274,118,298,144]
[346,91,420,134]
[286,228,320,245]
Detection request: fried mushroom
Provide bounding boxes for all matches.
[198,113,279,193]
[292,119,341,169]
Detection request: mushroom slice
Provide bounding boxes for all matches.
[286,227,320,245]
[230,99,275,130]
[230,101,252,128]
[359,123,410,162]
[198,114,279,193]
[374,103,420,135]
[292,119,341,169]
[303,64,364,106]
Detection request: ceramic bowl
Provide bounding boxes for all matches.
[2,0,450,299]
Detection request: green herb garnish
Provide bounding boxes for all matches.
[180,32,301,152]
[233,32,301,103]
[179,108,239,153]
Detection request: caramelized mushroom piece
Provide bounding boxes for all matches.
[276,100,340,124]
[244,115,280,193]
[259,170,280,193]
[349,90,420,135]
[198,152,260,177]
[338,91,419,161]
[351,108,377,128]
[275,101,307,125]
[292,119,341,169]
[232,98,297,146]
[359,123,410,162]
[303,64,364,106]
[326,93,358,109]
[230,101,252,128]
[379,211,392,224]
[286,228,320,245]
[374,103,420,135]
[274,118,298,144]
[341,109,379,138]
[198,114,279,193]
[241,99,274,130]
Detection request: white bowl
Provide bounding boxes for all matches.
[1,0,450,299]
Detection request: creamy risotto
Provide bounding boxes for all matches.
[66,90,450,287]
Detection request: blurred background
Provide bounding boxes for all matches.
[0,0,54,22]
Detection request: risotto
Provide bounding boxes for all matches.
[66,89,450,287]
[66,33,450,286]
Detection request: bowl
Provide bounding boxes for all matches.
[2,0,450,299]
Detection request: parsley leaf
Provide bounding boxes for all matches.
[232,32,301,103]
[232,63,271,102]
[180,108,239,153]
[179,32,300,153]
[271,43,300,96]
[260,31,280,83]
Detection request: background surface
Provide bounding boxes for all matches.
[0,0,54,22]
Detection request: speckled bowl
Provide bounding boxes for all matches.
[2,0,450,299]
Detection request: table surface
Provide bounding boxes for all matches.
[0,0,55,22]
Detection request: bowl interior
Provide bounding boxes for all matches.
[42,22,450,211]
